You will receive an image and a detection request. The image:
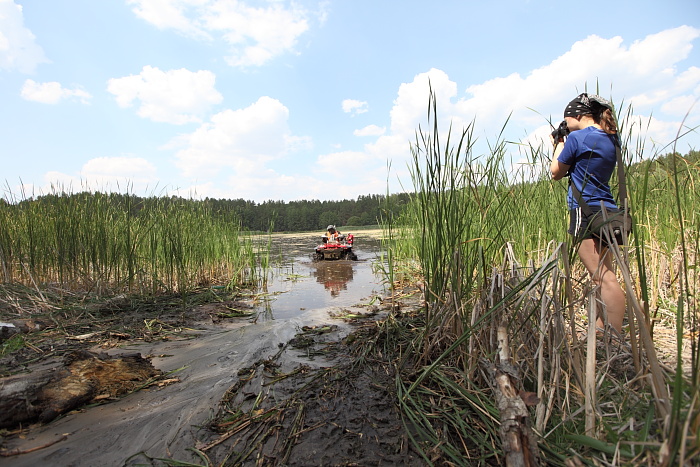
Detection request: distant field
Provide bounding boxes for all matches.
[273,227,384,238]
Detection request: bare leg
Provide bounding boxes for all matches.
[576,238,625,333]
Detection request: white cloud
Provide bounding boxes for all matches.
[342,99,368,115]
[21,79,92,104]
[80,156,158,181]
[384,28,700,158]
[126,0,212,40]
[127,0,323,67]
[660,94,698,117]
[183,169,382,203]
[310,26,700,200]
[107,66,223,124]
[0,0,49,73]
[172,96,306,179]
[626,25,700,76]
[354,124,385,137]
[35,157,159,196]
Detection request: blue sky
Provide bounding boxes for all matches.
[1,0,699,203]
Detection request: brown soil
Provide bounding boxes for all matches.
[0,284,428,466]
[187,321,425,467]
[0,279,689,466]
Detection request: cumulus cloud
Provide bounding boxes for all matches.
[0,0,49,73]
[342,99,368,115]
[80,156,158,181]
[127,0,325,67]
[460,26,700,131]
[107,66,223,124]
[36,157,159,196]
[21,79,92,104]
[158,25,700,201]
[307,26,700,199]
[395,28,700,155]
[354,125,385,137]
[171,96,309,180]
[127,0,212,40]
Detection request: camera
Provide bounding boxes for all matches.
[551,120,570,142]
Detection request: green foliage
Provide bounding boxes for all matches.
[0,333,25,357]
[200,193,406,232]
[384,91,699,465]
[0,190,262,294]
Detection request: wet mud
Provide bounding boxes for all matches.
[0,231,425,466]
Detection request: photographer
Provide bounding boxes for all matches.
[550,93,625,334]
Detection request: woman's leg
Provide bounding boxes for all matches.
[576,238,625,333]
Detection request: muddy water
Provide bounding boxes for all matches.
[260,232,384,319]
[5,231,385,467]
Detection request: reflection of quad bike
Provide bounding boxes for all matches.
[313,234,358,261]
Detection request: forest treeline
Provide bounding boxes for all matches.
[2,191,412,233]
[201,193,413,231]
[2,149,696,233]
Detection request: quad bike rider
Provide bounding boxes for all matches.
[314,225,358,261]
[325,225,341,242]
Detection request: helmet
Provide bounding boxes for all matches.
[327,225,335,231]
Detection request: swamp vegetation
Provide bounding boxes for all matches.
[374,91,699,465]
[0,90,698,466]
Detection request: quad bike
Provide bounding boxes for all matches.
[313,233,358,261]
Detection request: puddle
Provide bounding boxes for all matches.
[4,231,386,466]
[259,232,385,319]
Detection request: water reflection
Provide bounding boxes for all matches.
[257,232,384,320]
[311,260,354,297]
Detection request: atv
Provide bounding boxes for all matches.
[313,233,358,261]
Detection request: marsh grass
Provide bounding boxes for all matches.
[0,188,268,298]
[382,89,699,465]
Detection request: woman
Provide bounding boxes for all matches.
[550,93,625,334]
[325,225,341,242]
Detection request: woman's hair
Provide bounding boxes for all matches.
[565,93,618,135]
[592,107,618,135]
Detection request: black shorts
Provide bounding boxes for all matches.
[568,206,621,244]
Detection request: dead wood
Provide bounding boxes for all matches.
[0,350,161,429]
[488,326,541,467]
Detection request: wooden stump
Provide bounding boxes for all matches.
[0,350,161,428]
[488,326,541,467]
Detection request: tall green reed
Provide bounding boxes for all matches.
[0,187,264,296]
[387,91,699,464]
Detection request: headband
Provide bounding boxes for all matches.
[564,93,612,118]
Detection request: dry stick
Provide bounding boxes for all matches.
[616,201,642,375]
[609,237,671,423]
[544,268,563,432]
[494,325,540,467]
[585,288,598,436]
[21,261,46,304]
[0,245,8,282]
[562,245,585,389]
[535,282,547,433]
[468,300,480,376]
[679,390,699,465]
[535,256,558,433]
[0,434,69,457]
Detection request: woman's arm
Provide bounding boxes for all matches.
[550,142,570,180]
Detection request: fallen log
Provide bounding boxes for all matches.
[488,326,541,467]
[0,350,161,429]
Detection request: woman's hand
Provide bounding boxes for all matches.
[550,143,570,180]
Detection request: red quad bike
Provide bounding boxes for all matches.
[314,234,358,261]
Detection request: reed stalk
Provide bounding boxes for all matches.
[0,187,266,297]
[385,90,699,464]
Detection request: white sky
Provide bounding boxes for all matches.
[1,0,699,202]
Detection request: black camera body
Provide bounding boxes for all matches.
[551,120,570,142]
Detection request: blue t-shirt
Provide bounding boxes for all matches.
[557,126,618,210]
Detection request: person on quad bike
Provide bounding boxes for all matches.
[325,225,341,243]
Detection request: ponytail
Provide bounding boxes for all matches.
[595,108,617,135]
